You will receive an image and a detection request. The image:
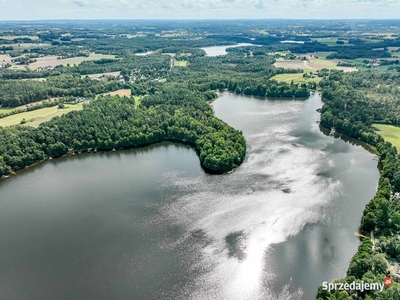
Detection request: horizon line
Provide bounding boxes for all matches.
[1,18,400,22]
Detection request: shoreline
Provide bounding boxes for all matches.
[0,137,238,183]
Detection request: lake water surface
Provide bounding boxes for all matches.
[201,43,256,56]
[134,51,154,56]
[0,92,379,300]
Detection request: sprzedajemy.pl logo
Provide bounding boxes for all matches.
[322,276,394,293]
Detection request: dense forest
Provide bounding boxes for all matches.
[0,74,124,107]
[0,87,245,174]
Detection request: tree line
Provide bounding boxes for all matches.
[0,88,246,176]
[317,70,400,300]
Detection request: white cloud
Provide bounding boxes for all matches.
[0,0,400,19]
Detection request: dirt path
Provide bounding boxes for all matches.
[304,61,316,70]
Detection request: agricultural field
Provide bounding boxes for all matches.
[314,52,335,59]
[274,57,357,72]
[312,37,351,46]
[0,54,12,63]
[374,124,400,152]
[100,91,140,106]
[0,107,17,114]
[269,73,322,84]
[0,104,83,127]
[81,71,121,78]
[173,60,188,67]
[20,77,47,81]
[2,43,51,51]
[0,99,56,115]
[0,35,39,40]
[103,89,132,97]
[10,53,117,70]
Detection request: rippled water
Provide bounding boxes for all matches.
[0,92,379,300]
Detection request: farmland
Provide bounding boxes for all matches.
[0,54,12,63]
[10,53,117,70]
[81,72,121,78]
[3,43,51,51]
[274,57,357,72]
[311,37,351,46]
[0,35,39,40]
[269,73,322,84]
[0,104,83,127]
[103,89,132,97]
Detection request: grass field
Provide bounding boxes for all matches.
[2,43,51,52]
[173,60,188,67]
[374,124,400,152]
[102,90,140,106]
[103,89,132,97]
[274,58,357,73]
[270,73,322,84]
[0,104,83,127]
[10,53,117,70]
[20,77,47,81]
[311,38,350,46]
[81,71,121,78]
[134,96,141,106]
[314,52,335,59]
[0,35,39,40]
[0,107,17,114]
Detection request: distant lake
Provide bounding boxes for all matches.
[280,40,305,44]
[134,51,154,56]
[201,43,257,56]
[0,92,379,300]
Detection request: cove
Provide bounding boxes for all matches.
[0,92,379,299]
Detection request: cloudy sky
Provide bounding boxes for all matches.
[0,0,399,20]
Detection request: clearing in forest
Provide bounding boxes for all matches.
[374,124,400,152]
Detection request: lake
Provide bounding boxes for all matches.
[201,43,257,56]
[134,51,154,56]
[0,92,379,300]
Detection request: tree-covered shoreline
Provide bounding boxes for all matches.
[0,88,247,176]
[317,70,400,300]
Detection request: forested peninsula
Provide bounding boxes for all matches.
[0,88,247,174]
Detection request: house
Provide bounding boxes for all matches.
[75,97,89,104]
[394,192,400,200]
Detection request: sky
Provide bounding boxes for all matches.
[0,0,400,20]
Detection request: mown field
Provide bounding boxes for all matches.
[0,90,139,128]
[374,124,400,152]
[272,55,358,83]
[173,60,187,67]
[0,107,17,114]
[103,89,132,97]
[0,104,83,127]
[274,58,357,72]
[269,73,322,84]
